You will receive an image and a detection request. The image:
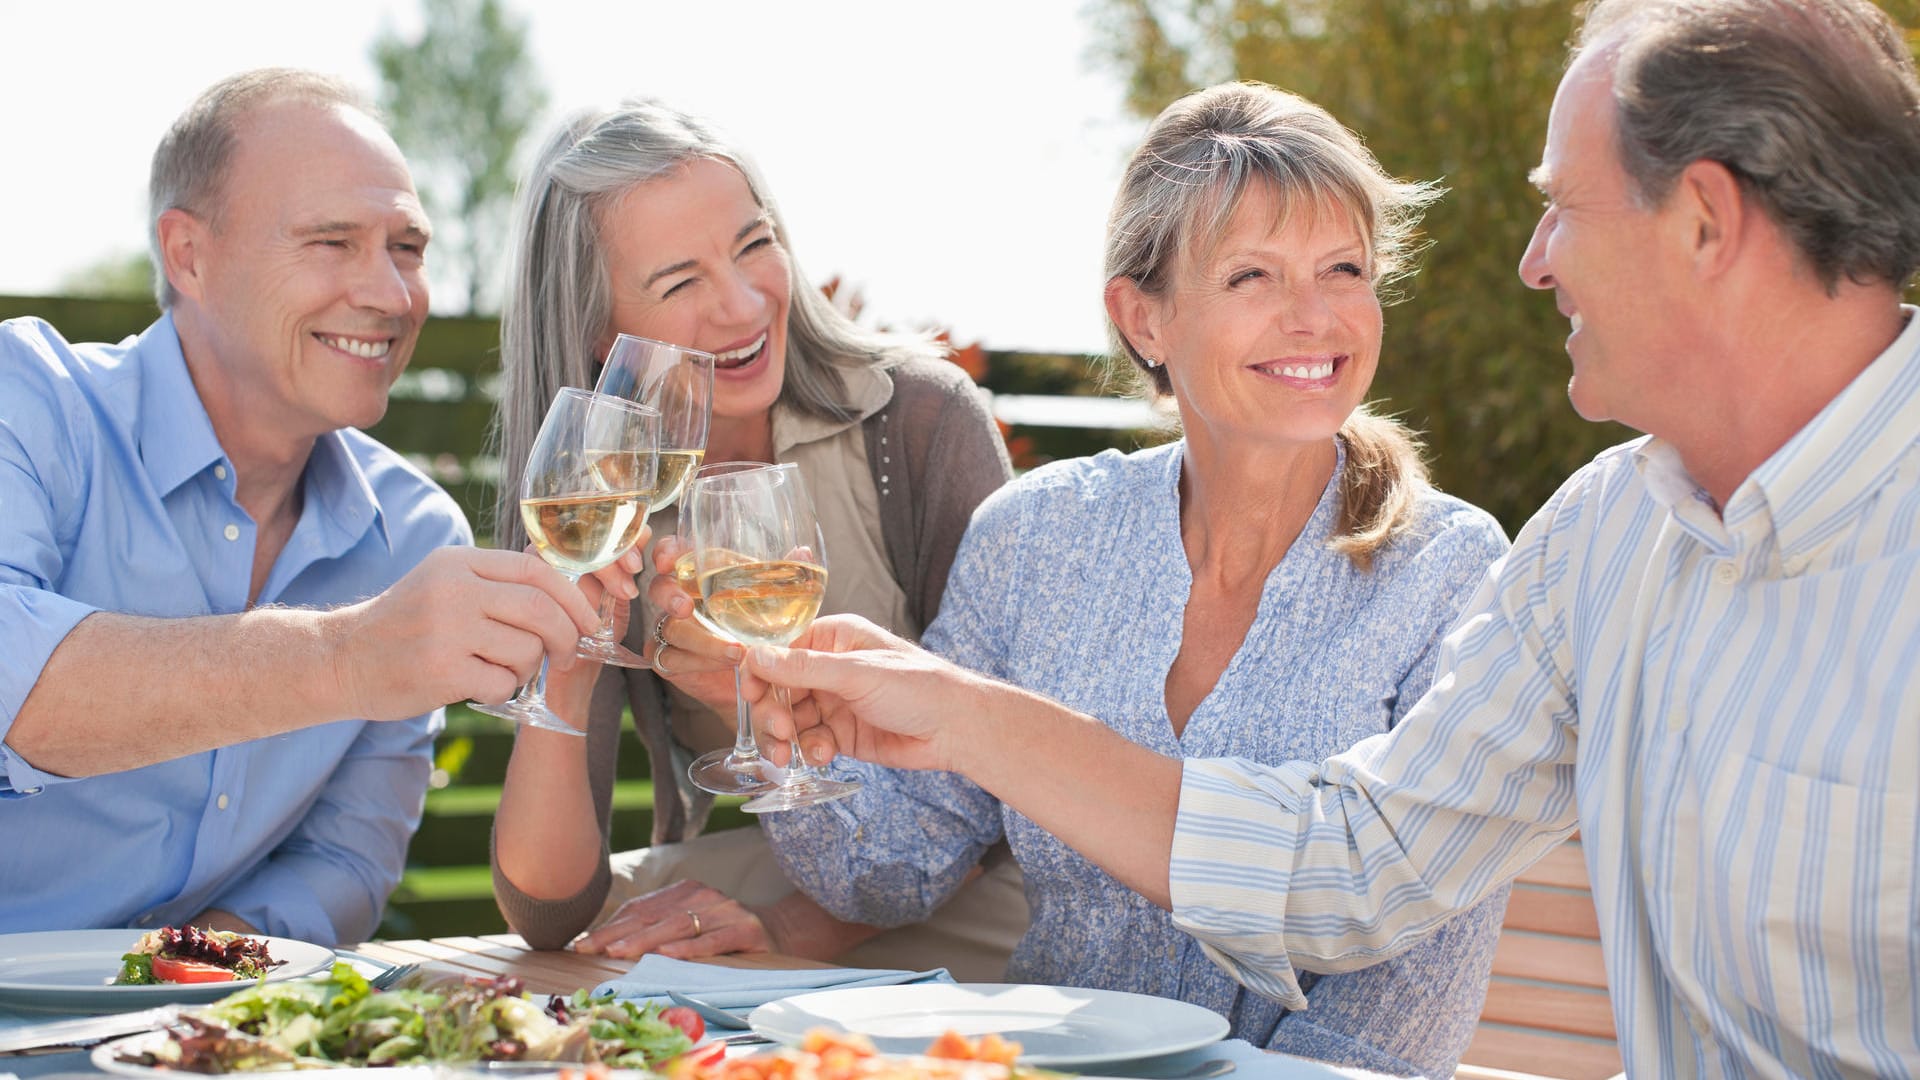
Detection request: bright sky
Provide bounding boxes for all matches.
[0,0,1144,355]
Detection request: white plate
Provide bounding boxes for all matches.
[0,929,335,1014]
[747,982,1230,1067]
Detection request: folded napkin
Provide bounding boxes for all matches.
[592,954,952,1014]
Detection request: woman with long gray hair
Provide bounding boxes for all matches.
[487,100,1020,974]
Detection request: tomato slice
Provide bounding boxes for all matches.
[660,1004,705,1042]
[151,954,239,983]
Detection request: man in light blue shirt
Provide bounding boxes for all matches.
[734,0,1920,1074]
[0,70,615,945]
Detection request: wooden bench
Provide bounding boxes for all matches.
[1455,837,1623,1079]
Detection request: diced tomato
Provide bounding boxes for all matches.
[660,1005,705,1041]
[150,954,239,983]
[676,1040,726,1070]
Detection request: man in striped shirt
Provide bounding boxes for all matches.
[747,0,1920,1075]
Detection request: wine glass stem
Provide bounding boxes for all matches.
[774,684,820,781]
[520,570,581,708]
[731,664,761,760]
[590,591,621,644]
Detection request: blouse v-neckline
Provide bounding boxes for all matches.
[1150,439,1347,745]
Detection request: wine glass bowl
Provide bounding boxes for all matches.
[578,333,715,667]
[472,388,659,735]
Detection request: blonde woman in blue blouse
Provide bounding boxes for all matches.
[755,82,1512,1077]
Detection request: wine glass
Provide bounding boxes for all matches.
[679,462,784,797]
[473,388,660,735]
[578,333,714,667]
[686,463,859,812]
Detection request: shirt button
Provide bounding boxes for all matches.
[214,465,228,481]
[1691,1012,1712,1037]
[20,786,41,796]
[223,524,240,542]
[216,794,230,811]
[1713,562,1738,585]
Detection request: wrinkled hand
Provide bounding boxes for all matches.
[323,546,606,721]
[743,614,982,773]
[645,534,752,712]
[573,879,774,959]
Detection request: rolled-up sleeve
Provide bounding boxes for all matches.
[206,708,442,945]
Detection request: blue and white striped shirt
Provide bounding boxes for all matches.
[1172,310,1920,1078]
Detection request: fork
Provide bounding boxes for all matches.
[368,961,421,991]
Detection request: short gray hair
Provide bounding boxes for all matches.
[1578,0,1920,291]
[491,99,942,548]
[1103,81,1442,398]
[148,68,372,310]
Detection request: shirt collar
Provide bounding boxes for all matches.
[136,313,226,498]
[303,430,394,557]
[770,360,894,456]
[1736,304,1920,558]
[136,313,392,556]
[1631,305,1920,556]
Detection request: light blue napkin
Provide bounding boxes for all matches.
[591,954,952,1014]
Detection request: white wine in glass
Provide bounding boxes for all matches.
[579,333,714,667]
[689,463,858,812]
[473,388,659,735]
[681,461,781,798]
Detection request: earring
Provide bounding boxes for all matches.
[1142,354,1161,368]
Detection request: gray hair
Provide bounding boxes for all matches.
[148,68,372,310]
[490,99,943,548]
[1104,81,1443,398]
[1577,0,1920,291]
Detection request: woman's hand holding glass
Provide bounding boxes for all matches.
[471,387,660,735]
[645,531,752,715]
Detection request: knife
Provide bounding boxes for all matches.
[0,1006,183,1055]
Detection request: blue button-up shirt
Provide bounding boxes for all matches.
[0,315,468,945]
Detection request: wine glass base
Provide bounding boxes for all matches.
[576,636,651,669]
[468,698,586,737]
[742,775,861,814]
[688,750,779,796]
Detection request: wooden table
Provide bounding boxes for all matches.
[349,934,825,996]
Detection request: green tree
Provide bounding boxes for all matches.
[372,0,548,314]
[58,250,155,302]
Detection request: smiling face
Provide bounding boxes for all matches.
[175,100,430,440]
[599,158,793,423]
[1126,180,1381,451]
[1519,48,1696,430]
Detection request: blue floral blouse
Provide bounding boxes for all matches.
[765,440,1513,1077]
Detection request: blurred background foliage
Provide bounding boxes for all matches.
[1088,0,1920,534]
